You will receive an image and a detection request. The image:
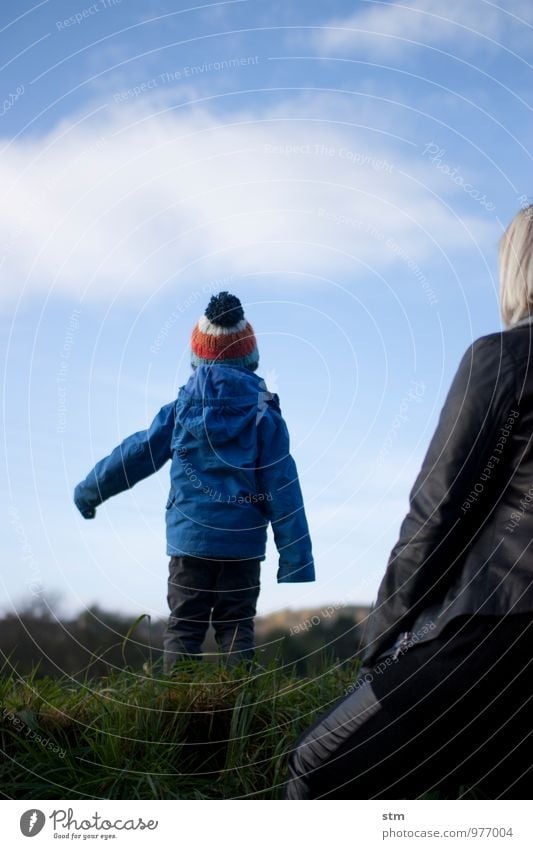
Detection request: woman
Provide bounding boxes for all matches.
[286,205,533,799]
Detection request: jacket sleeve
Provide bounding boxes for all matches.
[257,402,315,583]
[74,402,176,514]
[362,336,518,664]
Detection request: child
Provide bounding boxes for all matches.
[74,292,315,672]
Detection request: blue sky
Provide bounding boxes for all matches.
[1,0,532,624]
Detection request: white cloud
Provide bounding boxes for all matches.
[0,91,495,303]
[313,0,533,57]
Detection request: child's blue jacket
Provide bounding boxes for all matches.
[74,365,315,583]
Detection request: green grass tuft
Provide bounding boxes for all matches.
[0,656,361,799]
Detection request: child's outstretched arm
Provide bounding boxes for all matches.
[74,402,176,519]
[257,401,315,583]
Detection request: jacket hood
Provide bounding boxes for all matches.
[176,365,265,445]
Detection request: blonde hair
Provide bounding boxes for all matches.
[500,205,533,327]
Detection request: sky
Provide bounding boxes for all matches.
[1,0,532,625]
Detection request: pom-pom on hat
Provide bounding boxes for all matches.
[191,292,259,371]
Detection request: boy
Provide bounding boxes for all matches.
[74,292,315,672]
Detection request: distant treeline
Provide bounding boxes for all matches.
[0,598,370,678]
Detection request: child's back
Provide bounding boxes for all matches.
[167,363,311,570]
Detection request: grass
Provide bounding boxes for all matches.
[0,654,361,799]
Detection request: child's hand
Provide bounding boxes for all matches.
[74,485,96,519]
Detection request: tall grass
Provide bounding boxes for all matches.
[0,654,360,799]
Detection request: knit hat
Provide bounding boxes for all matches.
[191,291,259,371]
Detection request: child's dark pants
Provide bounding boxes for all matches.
[163,555,261,672]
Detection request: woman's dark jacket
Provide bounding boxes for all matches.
[363,319,533,665]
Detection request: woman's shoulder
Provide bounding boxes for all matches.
[446,332,517,402]
[462,328,533,380]
[460,328,525,368]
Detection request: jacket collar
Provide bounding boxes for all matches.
[511,313,533,329]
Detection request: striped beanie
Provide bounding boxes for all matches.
[191,291,259,371]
